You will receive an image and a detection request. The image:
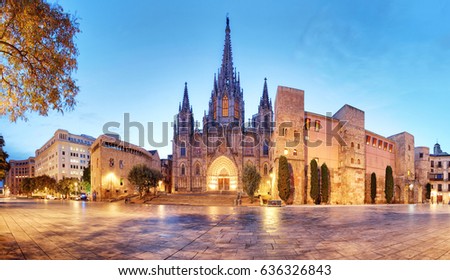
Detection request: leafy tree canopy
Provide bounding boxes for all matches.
[1,0,80,121]
[242,164,261,203]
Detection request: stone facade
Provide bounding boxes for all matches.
[415,143,450,204]
[35,129,95,181]
[90,135,160,200]
[172,17,418,205]
[6,157,35,195]
[172,17,272,194]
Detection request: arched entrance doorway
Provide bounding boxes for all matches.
[207,156,238,192]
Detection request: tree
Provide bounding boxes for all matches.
[0,136,10,181]
[34,175,57,193]
[1,0,80,121]
[310,159,319,204]
[128,164,162,198]
[321,163,329,204]
[277,155,290,203]
[20,177,36,196]
[425,183,431,200]
[370,172,377,204]
[242,164,261,203]
[56,177,78,198]
[81,161,91,193]
[385,166,394,204]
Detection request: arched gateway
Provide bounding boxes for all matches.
[207,156,238,192]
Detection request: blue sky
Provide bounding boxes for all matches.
[1,0,450,159]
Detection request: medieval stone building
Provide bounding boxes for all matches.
[172,17,418,204]
[172,17,273,194]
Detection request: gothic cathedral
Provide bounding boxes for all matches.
[172,17,273,194]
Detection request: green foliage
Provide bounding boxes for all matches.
[277,155,290,203]
[1,0,80,121]
[20,177,35,195]
[80,180,91,194]
[242,164,261,203]
[321,163,329,204]
[425,183,431,200]
[82,161,91,183]
[310,159,319,204]
[56,177,79,197]
[34,175,57,193]
[128,164,163,198]
[370,172,377,204]
[385,166,394,204]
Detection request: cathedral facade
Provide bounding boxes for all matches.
[172,17,273,194]
[172,17,419,205]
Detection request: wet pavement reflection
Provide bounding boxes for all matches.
[1,198,450,260]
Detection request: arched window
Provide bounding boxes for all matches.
[263,141,269,156]
[180,164,186,176]
[264,164,268,175]
[222,96,229,117]
[195,164,200,176]
[234,99,239,118]
[351,142,354,148]
[357,159,361,164]
[180,142,186,157]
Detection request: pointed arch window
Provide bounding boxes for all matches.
[222,96,229,117]
[180,142,186,157]
[234,99,239,119]
[195,163,201,176]
[180,164,186,176]
[264,163,268,175]
[263,141,269,156]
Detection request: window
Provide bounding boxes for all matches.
[351,142,354,148]
[293,149,298,156]
[280,127,288,136]
[366,135,371,145]
[438,161,442,168]
[378,140,382,149]
[120,178,124,186]
[181,164,186,176]
[438,184,443,192]
[419,153,424,158]
[264,164,268,175]
[357,159,361,164]
[408,145,411,151]
[222,95,229,117]
[195,164,200,176]
[314,120,321,132]
[357,143,360,149]
[388,144,393,153]
[284,148,288,155]
[351,158,354,164]
[109,158,114,167]
[305,118,311,130]
[384,142,388,151]
[263,141,269,156]
[119,160,124,169]
[234,99,239,118]
[62,151,65,155]
[372,138,377,147]
[431,161,435,168]
[180,142,186,157]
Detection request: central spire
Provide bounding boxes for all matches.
[219,16,234,86]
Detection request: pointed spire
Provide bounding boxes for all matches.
[220,16,234,86]
[181,82,190,112]
[260,78,271,109]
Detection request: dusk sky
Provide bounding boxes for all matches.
[1,0,450,160]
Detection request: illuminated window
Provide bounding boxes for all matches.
[314,120,321,132]
[389,144,393,153]
[293,149,298,156]
[372,138,377,147]
[305,118,311,130]
[222,96,229,117]
[366,135,371,145]
[384,142,388,151]
[284,148,289,155]
[378,140,382,149]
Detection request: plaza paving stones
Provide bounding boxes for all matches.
[1,198,450,260]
